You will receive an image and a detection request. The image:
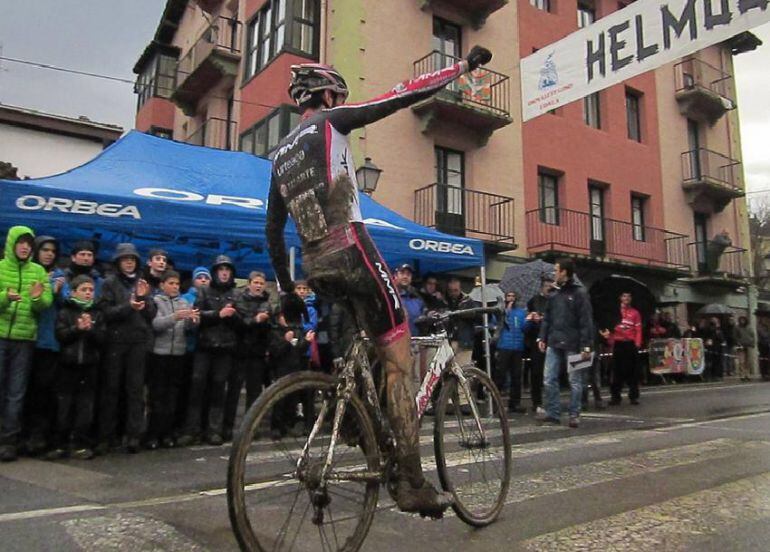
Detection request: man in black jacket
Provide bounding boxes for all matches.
[224,271,273,441]
[96,243,156,454]
[537,258,594,428]
[178,255,238,446]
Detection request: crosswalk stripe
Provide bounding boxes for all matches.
[520,472,770,551]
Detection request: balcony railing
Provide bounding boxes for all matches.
[526,208,690,271]
[413,51,511,118]
[681,148,742,191]
[173,16,241,113]
[176,16,241,84]
[187,117,237,150]
[688,242,749,279]
[675,58,734,103]
[414,183,515,248]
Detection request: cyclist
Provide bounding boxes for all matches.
[266,45,492,518]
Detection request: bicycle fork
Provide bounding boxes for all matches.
[451,367,489,448]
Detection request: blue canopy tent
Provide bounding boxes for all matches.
[0,131,483,276]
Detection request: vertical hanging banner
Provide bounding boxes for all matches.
[521,0,769,121]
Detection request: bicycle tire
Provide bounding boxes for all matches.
[228,371,380,552]
[433,365,511,527]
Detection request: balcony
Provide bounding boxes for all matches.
[196,0,225,14]
[526,208,690,273]
[411,52,512,146]
[414,184,516,251]
[172,16,242,115]
[418,0,508,28]
[674,58,735,125]
[681,148,743,213]
[687,242,749,286]
[186,117,237,150]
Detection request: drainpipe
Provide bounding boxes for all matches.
[320,0,328,64]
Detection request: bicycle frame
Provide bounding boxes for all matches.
[298,329,489,485]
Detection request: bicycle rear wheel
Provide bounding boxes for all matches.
[433,365,511,527]
[228,371,380,552]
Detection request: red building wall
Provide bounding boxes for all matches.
[135,98,176,134]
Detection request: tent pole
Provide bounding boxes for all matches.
[481,265,493,417]
[289,247,296,281]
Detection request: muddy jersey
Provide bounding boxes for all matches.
[266,60,470,288]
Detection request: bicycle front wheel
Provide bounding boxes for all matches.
[228,371,380,552]
[433,365,511,527]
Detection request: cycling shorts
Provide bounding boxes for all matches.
[304,222,408,346]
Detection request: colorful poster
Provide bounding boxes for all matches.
[649,338,704,375]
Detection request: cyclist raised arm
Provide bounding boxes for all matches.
[265,45,492,518]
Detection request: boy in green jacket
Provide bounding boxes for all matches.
[0,225,53,461]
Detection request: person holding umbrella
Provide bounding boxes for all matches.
[600,291,643,406]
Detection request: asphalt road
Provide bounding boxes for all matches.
[1,379,769,551]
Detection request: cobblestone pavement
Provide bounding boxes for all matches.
[1,379,769,551]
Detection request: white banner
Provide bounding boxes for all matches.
[521,0,770,121]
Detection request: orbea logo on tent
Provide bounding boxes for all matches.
[16,195,141,219]
[409,239,474,256]
[133,188,264,209]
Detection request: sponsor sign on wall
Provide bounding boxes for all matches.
[649,338,705,375]
[521,0,770,121]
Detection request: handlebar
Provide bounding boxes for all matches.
[413,305,502,327]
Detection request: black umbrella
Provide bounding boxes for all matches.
[589,275,655,332]
[697,303,735,317]
[500,260,555,306]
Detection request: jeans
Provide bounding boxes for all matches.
[0,339,34,443]
[544,347,583,419]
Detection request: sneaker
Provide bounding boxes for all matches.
[175,434,196,447]
[1,445,18,462]
[508,405,527,414]
[44,447,66,460]
[161,437,176,449]
[222,428,233,442]
[25,435,47,457]
[126,438,141,454]
[94,441,111,456]
[630,398,640,405]
[206,433,224,446]
[71,447,94,460]
[534,406,546,416]
[145,438,159,451]
[393,478,453,519]
[568,416,580,428]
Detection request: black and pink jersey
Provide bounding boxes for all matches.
[266,60,470,288]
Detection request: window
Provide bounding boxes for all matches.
[687,118,701,179]
[538,171,559,225]
[694,213,709,272]
[626,89,642,142]
[135,53,176,109]
[432,17,461,92]
[435,147,464,215]
[583,92,601,128]
[240,105,300,157]
[244,0,319,79]
[530,0,552,12]
[578,1,596,27]
[631,195,646,241]
[589,184,605,241]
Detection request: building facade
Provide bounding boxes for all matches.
[0,104,123,179]
[133,0,760,347]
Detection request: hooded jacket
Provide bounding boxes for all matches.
[152,293,195,356]
[195,263,238,351]
[97,270,156,344]
[33,235,64,351]
[55,298,106,365]
[0,226,54,341]
[538,278,594,352]
[234,287,272,357]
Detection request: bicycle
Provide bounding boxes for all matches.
[227,306,512,551]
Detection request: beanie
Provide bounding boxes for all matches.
[193,266,211,280]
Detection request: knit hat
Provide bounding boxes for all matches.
[192,266,211,280]
[112,243,140,262]
[71,240,96,255]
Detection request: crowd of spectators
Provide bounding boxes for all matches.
[1,225,765,461]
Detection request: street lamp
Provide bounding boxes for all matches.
[355,157,382,195]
